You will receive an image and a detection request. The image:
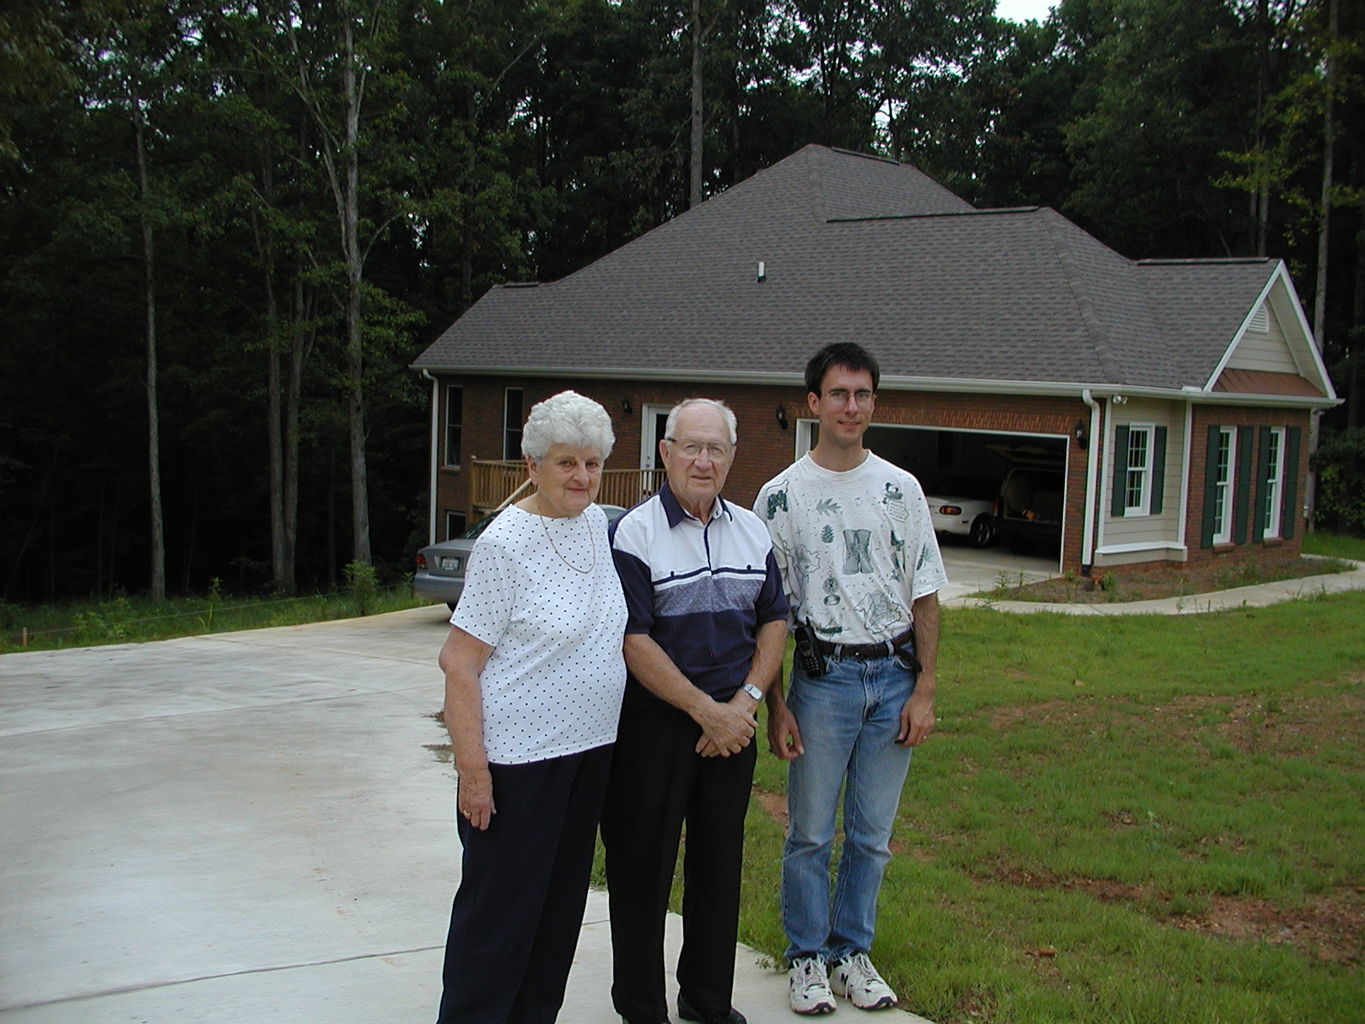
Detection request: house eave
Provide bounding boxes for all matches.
[409,362,1340,408]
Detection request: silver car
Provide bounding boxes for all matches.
[414,504,628,609]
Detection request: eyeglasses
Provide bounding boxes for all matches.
[665,437,734,460]
[823,388,876,406]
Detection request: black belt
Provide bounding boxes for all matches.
[813,629,914,661]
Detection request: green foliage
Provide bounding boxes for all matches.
[344,561,380,616]
[1311,428,1365,536]
[745,594,1365,1022]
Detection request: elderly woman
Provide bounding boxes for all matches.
[435,390,627,1024]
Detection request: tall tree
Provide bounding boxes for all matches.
[268,0,407,566]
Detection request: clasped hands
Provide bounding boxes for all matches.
[694,694,757,757]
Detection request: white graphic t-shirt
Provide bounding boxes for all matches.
[754,452,947,645]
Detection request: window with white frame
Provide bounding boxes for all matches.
[1212,427,1236,544]
[503,387,523,460]
[443,384,463,468]
[1262,427,1285,538]
[1124,426,1153,514]
[445,509,467,540]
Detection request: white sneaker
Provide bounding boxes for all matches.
[830,952,898,1011]
[788,956,836,1015]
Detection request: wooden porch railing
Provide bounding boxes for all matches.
[470,459,664,516]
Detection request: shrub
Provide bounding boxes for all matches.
[1311,427,1365,536]
[344,561,379,616]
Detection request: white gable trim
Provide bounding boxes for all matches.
[1203,262,1337,399]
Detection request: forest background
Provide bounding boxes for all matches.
[1,0,1362,604]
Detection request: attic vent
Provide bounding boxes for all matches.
[1248,305,1269,333]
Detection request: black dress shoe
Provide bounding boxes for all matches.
[677,992,746,1024]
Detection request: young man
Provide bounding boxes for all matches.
[754,343,947,1015]
[606,398,789,1024]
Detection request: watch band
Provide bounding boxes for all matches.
[740,682,764,702]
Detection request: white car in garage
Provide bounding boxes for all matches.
[924,475,999,548]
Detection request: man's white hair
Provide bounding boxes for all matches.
[664,398,737,445]
[521,390,615,461]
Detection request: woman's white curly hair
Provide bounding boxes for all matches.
[521,390,615,462]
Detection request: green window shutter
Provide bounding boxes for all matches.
[1281,426,1301,539]
[1233,428,1253,544]
[1150,426,1167,514]
[1111,425,1130,517]
[1252,427,1272,542]
[1201,424,1221,548]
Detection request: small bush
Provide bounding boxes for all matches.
[344,561,379,616]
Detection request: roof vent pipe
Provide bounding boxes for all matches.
[757,260,766,282]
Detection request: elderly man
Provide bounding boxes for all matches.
[604,398,789,1024]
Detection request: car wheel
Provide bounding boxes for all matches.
[969,514,996,548]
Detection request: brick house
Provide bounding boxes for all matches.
[411,145,1339,579]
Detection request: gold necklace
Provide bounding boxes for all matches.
[536,500,595,574]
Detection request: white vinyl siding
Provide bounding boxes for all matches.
[1227,303,1296,373]
[1100,401,1183,561]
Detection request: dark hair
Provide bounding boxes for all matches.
[804,343,880,396]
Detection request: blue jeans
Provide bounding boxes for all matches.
[782,652,915,962]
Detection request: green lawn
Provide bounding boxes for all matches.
[0,582,424,653]
[737,591,1365,1023]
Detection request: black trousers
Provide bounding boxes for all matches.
[436,743,613,1024]
[601,701,757,1024]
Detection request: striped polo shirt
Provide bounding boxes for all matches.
[610,481,789,707]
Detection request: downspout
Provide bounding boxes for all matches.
[422,369,440,545]
[1081,389,1102,575]
[1177,400,1194,554]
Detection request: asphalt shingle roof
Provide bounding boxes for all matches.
[414,145,1285,394]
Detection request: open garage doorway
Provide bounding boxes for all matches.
[863,424,1068,571]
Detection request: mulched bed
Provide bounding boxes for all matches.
[990,556,1351,603]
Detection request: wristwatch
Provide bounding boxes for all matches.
[740,682,764,702]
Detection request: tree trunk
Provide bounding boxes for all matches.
[690,0,703,208]
[341,15,371,566]
[1350,195,1363,429]
[258,198,287,592]
[134,95,165,601]
[1313,0,1337,349]
[285,259,309,591]
[1253,0,1271,255]
[1306,0,1339,531]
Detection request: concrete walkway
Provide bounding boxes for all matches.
[2,555,1360,1023]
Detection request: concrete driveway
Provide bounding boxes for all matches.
[1,604,950,1024]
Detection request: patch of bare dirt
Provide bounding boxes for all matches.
[1172,890,1365,964]
[985,864,1363,964]
[992,555,1350,604]
[752,785,788,826]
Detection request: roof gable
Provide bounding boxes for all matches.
[415,146,1333,405]
[1201,264,1335,399]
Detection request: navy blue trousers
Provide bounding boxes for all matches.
[436,743,613,1024]
[601,702,756,1024]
